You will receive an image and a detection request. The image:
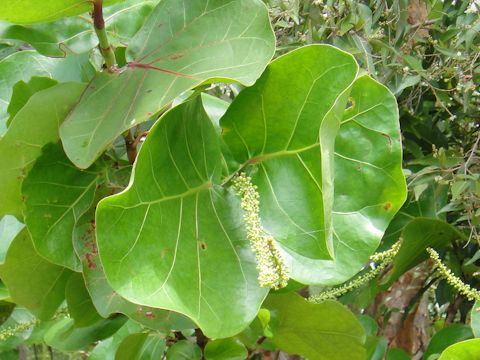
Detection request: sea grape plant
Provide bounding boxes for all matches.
[0,0,407,357]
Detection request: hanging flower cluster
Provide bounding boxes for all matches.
[233,173,289,290]
[309,241,402,302]
[427,247,480,302]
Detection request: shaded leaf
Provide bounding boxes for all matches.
[44,315,127,352]
[60,0,275,168]
[0,51,93,133]
[115,333,166,360]
[0,82,87,219]
[424,324,474,359]
[0,0,158,57]
[89,320,143,360]
[0,215,24,264]
[0,0,123,24]
[0,230,72,320]
[204,338,247,360]
[0,308,35,352]
[264,293,366,360]
[166,340,202,360]
[384,218,466,286]
[22,143,99,270]
[65,272,103,328]
[6,77,57,125]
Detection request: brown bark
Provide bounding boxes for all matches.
[368,261,432,358]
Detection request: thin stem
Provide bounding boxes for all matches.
[92,0,116,70]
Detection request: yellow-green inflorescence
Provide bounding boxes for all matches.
[0,318,38,341]
[232,173,289,290]
[309,241,402,303]
[427,247,480,302]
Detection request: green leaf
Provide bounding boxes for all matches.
[89,320,143,360]
[472,301,480,337]
[0,51,93,133]
[73,205,194,332]
[384,218,466,286]
[0,215,24,264]
[204,338,247,360]
[44,315,128,352]
[424,324,474,359]
[60,0,275,169]
[22,143,99,270]
[166,340,202,360]
[6,77,58,125]
[0,82,87,220]
[264,293,366,360]
[115,333,166,360]
[387,348,411,360]
[0,302,15,327]
[0,0,158,57]
[0,230,72,320]
[0,0,123,24]
[221,45,406,284]
[65,272,102,328]
[438,339,480,360]
[221,44,359,260]
[24,146,99,265]
[96,96,267,338]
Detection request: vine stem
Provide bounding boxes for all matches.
[92,0,116,71]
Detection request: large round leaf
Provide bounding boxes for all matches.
[221,44,358,260]
[60,0,275,169]
[220,45,406,284]
[96,97,268,338]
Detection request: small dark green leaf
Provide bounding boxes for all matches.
[65,272,102,328]
[89,321,143,360]
[44,316,127,352]
[166,340,202,360]
[204,338,247,360]
[384,218,466,286]
[264,293,366,360]
[115,333,166,360]
[0,51,93,132]
[6,77,57,124]
[423,324,474,359]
